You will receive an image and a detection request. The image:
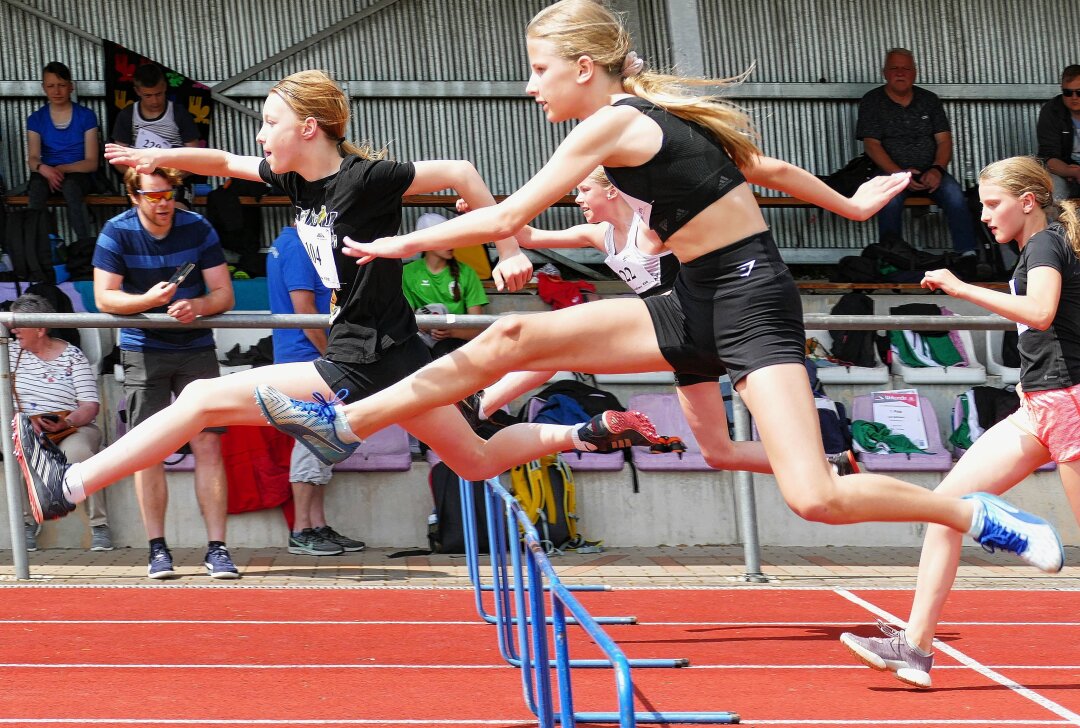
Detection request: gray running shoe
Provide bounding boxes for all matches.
[204,544,240,579]
[254,386,359,465]
[288,529,344,556]
[24,522,39,552]
[315,525,366,552]
[840,620,934,688]
[13,413,75,522]
[964,492,1064,573]
[90,524,113,552]
[147,542,177,579]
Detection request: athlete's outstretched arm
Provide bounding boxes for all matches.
[104,143,263,181]
[742,155,910,221]
[407,160,531,291]
[342,105,640,262]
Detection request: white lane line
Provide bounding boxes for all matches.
[1,662,1076,670]
[2,618,1076,627]
[0,720,1071,726]
[0,663,510,669]
[0,717,533,721]
[836,589,1080,727]
[743,717,1071,721]
[0,620,481,626]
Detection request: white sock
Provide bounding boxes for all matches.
[333,406,360,443]
[63,463,87,504]
[967,498,985,539]
[476,401,489,421]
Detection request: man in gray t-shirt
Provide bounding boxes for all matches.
[856,48,975,255]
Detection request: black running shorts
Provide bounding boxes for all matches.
[644,230,806,386]
[314,334,433,405]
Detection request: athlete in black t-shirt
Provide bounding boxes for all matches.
[15,69,663,532]
[842,156,1080,688]
[258,1,1062,578]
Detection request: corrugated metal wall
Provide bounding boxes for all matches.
[1,0,1076,257]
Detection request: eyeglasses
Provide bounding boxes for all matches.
[137,188,176,202]
[1062,88,1080,98]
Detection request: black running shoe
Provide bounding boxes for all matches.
[13,414,75,523]
[576,410,661,452]
[456,390,484,431]
[828,450,861,476]
[649,436,688,454]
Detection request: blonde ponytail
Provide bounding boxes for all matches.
[1060,199,1080,260]
[527,0,761,168]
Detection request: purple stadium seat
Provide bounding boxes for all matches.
[525,398,625,471]
[625,393,711,471]
[333,424,413,472]
[850,394,953,471]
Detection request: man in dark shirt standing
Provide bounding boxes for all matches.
[856,48,976,256]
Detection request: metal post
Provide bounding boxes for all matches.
[0,330,30,579]
[731,391,767,583]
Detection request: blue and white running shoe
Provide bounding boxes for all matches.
[963,493,1064,573]
[254,386,359,465]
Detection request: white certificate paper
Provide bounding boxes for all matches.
[871,389,928,450]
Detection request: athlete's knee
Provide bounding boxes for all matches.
[700,442,738,471]
[483,314,535,364]
[783,479,847,524]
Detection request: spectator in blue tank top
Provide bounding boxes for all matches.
[92,165,238,581]
[25,61,100,243]
[266,224,365,556]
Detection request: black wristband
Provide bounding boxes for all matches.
[930,164,946,175]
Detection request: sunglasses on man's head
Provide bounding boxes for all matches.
[137,188,176,202]
[1062,88,1080,98]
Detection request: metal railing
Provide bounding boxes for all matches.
[0,311,1016,581]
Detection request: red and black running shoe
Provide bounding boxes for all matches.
[575,410,661,452]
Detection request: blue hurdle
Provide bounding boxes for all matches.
[459,475,636,626]
[460,475,687,669]
[481,477,741,726]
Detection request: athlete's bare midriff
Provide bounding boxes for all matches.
[664,183,770,264]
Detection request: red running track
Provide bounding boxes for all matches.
[0,586,1076,726]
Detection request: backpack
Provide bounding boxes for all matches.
[426,461,489,554]
[827,292,879,368]
[804,359,852,454]
[3,208,56,285]
[863,232,952,273]
[532,393,591,426]
[821,154,879,197]
[510,454,598,554]
[523,378,624,420]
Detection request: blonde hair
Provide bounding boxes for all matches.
[979,156,1080,259]
[526,0,761,168]
[585,166,612,188]
[124,166,182,197]
[271,70,384,160]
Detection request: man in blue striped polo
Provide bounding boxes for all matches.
[92,166,237,579]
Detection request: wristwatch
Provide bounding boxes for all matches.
[929,164,946,175]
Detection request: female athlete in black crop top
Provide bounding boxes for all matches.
[261,1,1062,572]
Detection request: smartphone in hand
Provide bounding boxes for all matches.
[168,262,196,286]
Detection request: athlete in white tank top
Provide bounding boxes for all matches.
[457,167,676,420]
